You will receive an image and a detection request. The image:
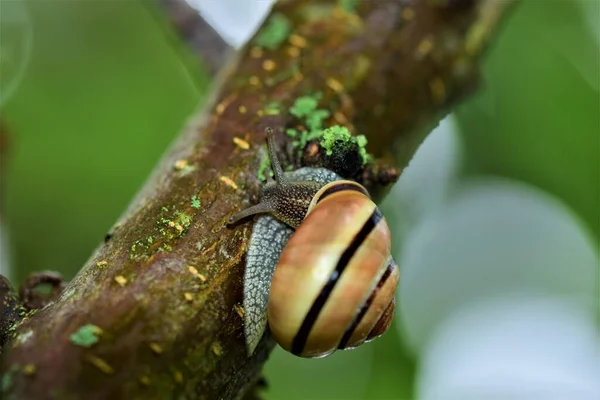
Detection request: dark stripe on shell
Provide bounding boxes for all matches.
[316,182,370,204]
[337,261,394,349]
[291,207,383,355]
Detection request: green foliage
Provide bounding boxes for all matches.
[254,13,291,50]
[69,324,101,348]
[455,0,599,238]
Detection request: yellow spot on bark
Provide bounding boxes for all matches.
[23,364,36,375]
[197,273,207,282]
[168,221,175,228]
[173,370,184,384]
[114,276,127,287]
[219,176,239,190]
[211,343,222,356]
[333,111,349,125]
[85,354,114,374]
[175,224,184,232]
[139,375,151,385]
[262,59,276,71]
[416,36,434,59]
[250,46,263,58]
[184,292,193,302]
[188,266,198,275]
[233,304,245,318]
[326,77,344,93]
[233,137,250,150]
[287,46,300,58]
[401,7,415,21]
[96,260,108,268]
[216,103,226,115]
[174,159,188,170]
[238,105,247,114]
[289,34,307,48]
[429,77,446,103]
[249,76,261,86]
[149,343,163,355]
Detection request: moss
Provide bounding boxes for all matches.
[286,92,340,152]
[191,195,201,209]
[289,93,321,118]
[264,101,282,115]
[69,324,101,348]
[257,151,273,181]
[338,0,359,13]
[320,125,369,165]
[254,13,291,50]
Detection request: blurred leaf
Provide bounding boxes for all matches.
[2,0,210,281]
[455,0,599,239]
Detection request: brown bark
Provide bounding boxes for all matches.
[0,0,517,399]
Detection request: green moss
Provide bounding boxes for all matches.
[320,125,370,165]
[338,0,359,13]
[286,92,332,151]
[254,13,291,50]
[175,212,192,230]
[264,101,282,115]
[191,195,201,209]
[70,324,101,348]
[289,94,321,118]
[257,151,273,181]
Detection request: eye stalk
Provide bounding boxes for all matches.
[227,128,321,228]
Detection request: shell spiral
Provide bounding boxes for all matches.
[267,181,399,358]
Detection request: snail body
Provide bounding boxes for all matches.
[228,130,398,358]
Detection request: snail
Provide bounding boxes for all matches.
[228,129,399,358]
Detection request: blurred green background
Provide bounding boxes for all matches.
[0,0,597,399]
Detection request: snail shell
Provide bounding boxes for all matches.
[228,129,399,357]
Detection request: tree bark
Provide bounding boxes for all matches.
[0,0,517,399]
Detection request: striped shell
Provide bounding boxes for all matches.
[227,129,399,358]
[268,181,399,357]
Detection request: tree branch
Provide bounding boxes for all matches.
[155,0,232,76]
[0,0,517,398]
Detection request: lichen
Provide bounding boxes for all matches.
[254,13,291,50]
[70,324,101,348]
[320,125,369,165]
